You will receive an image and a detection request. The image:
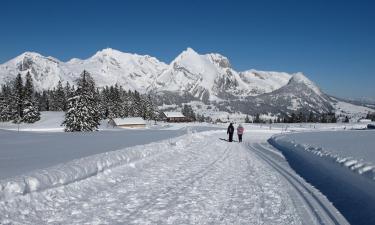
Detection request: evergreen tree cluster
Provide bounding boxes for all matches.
[181,104,196,121]
[0,72,40,123]
[100,85,158,121]
[248,111,338,124]
[62,70,159,132]
[281,111,337,123]
[1,70,160,131]
[366,112,375,121]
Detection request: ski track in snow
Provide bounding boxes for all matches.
[0,130,348,225]
[247,143,348,225]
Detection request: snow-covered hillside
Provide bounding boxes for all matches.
[332,99,375,122]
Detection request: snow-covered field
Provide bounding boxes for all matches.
[3,113,373,224]
[270,129,375,225]
[0,126,349,225]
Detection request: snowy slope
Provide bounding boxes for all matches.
[227,73,334,115]
[239,69,291,94]
[332,99,375,121]
[0,111,65,132]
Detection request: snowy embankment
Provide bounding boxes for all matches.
[270,130,375,181]
[0,130,200,200]
[269,130,375,225]
[0,111,65,132]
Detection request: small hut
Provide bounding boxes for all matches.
[108,117,146,128]
[162,112,187,122]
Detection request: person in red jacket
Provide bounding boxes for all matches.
[237,124,244,142]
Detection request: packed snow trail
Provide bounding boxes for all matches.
[0,130,347,224]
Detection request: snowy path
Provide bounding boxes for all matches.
[0,130,348,224]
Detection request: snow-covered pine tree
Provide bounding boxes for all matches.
[22,100,41,123]
[132,90,142,117]
[0,84,16,121]
[12,73,24,122]
[62,70,100,132]
[53,80,66,111]
[22,72,40,123]
[126,90,136,117]
[99,86,110,118]
[244,114,251,123]
[120,89,130,118]
[144,94,157,120]
[39,90,50,111]
[64,81,73,99]
[182,104,196,121]
[111,84,123,118]
[253,113,261,123]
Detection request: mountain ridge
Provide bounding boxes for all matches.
[1,47,362,117]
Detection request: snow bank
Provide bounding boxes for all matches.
[0,111,65,132]
[269,130,375,224]
[0,130,205,200]
[270,131,375,181]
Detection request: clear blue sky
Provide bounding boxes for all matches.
[1,0,374,99]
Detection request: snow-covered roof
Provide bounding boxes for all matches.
[111,117,146,125]
[163,112,185,118]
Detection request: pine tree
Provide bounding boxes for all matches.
[126,90,136,117]
[245,114,251,123]
[0,84,15,121]
[320,114,327,123]
[54,80,66,111]
[62,70,100,132]
[22,101,41,123]
[253,113,261,123]
[39,90,50,111]
[182,104,196,121]
[307,112,315,123]
[64,81,73,99]
[297,112,305,123]
[22,72,40,123]
[289,113,297,123]
[10,73,25,123]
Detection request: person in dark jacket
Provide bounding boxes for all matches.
[227,123,234,142]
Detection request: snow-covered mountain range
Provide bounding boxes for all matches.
[0,48,372,117]
[0,48,293,98]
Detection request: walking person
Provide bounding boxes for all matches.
[227,123,234,142]
[237,124,244,142]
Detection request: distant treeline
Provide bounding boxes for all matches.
[244,111,339,124]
